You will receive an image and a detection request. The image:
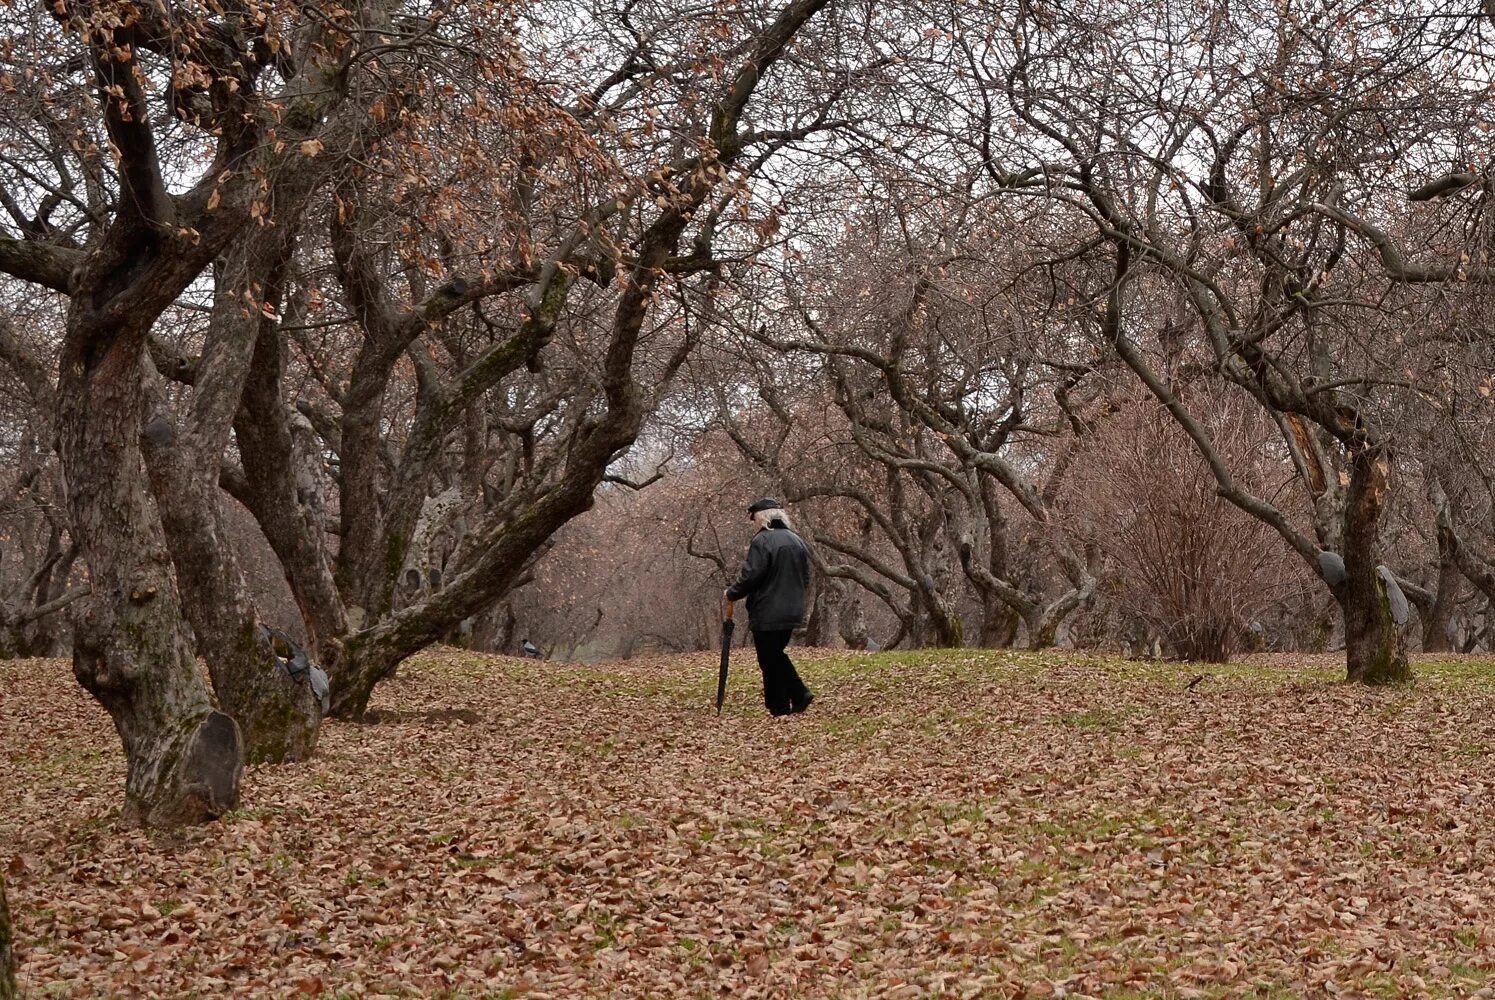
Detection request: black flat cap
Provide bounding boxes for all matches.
[747,497,780,515]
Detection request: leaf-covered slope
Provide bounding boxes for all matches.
[4,649,1495,997]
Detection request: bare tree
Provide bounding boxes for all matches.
[0,0,403,820]
[0,313,84,656]
[923,0,1482,680]
[234,0,851,716]
[748,247,1104,650]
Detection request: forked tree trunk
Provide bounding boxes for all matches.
[304,0,830,716]
[329,638,402,718]
[1020,597,1063,651]
[145,234,321,764]
[14,0,362,820]
[913,583,963,648]
[59,308,243,826]
[957,522,1089,651]
[1025,611,1059,651]
[326,396,648,717]
[977,595,1020,648]
[1338,446,1409,684]
[0,870,15,1000]
[152,496,320,763]
[919,522,963,648]
[232,323,349,668]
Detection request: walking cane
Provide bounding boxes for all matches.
[716,598,735,715]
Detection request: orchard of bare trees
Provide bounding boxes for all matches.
[3,0,1495,830]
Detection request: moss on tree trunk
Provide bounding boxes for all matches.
[1343,574,1411,684]
[1339,445,1410,685]
[1027,616,1058,651]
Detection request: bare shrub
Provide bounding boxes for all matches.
[1068,386,1308,662]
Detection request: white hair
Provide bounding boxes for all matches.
[752,507,792,531]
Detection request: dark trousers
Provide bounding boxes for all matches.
[752,629,810,715]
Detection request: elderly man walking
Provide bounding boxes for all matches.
[725,497,814,716]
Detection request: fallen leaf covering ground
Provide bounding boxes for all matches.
[5,648,1495,998]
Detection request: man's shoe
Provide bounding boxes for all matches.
[789,692,814,714]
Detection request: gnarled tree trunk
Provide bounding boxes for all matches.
[977,595,1020,648]
[838,589,871,649]
[1339,571,1409,683]
[230,324,350,669]
[1025,609,1060,651]
[916,583,964,648]
[144,232,322,763]
[60,307,243,826]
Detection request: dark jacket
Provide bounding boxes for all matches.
[726,525,811,632]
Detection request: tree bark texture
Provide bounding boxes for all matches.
[1338,446,1410,684]
[232,324,350,668]
[1422,523,1461,653]
[59,308,243,826]
[978,595,1020,648]
[144,232,321,763]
